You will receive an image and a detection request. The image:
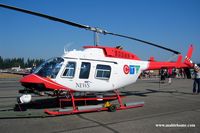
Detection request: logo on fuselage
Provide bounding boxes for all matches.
[76,81,92,88]
[123,65,140,75]
[123,65,130,74]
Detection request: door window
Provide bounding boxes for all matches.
[79,62,91,79]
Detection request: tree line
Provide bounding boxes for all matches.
[0,56,44,69]
[0,56,199,70]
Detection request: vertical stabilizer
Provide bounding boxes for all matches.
[184,45,194,65]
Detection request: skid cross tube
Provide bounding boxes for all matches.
[70,92,77,111]
[114,89,125,108]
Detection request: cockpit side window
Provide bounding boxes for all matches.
[62,62,76,78]
[79,62,91,79]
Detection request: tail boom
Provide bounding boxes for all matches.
[147,60,192,70]
[146,45,194,70]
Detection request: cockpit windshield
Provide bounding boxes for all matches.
[34,57,64,78]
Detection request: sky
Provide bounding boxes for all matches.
[0,0,200,63]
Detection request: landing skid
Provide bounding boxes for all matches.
[45,90,144,116]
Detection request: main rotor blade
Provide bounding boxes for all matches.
[0,3,181,54]
[105,32,181,54]
[0,4,89,29]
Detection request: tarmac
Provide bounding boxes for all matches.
[0,77,199,133]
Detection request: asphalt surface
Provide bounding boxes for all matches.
[0,78,199,133]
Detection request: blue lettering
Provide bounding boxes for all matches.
[130,65,135,74]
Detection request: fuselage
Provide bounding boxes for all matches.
[21,46,149,92]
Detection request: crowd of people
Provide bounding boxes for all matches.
[140,64,200,94]
[141,68,190,80]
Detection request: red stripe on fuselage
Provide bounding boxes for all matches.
[20,74,72,91]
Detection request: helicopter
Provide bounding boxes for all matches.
[0,4,195,115]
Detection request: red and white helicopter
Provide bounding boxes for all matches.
[0,4,195,115]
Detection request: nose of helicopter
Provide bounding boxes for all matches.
[20,74,70,90]
[20,74,43,84]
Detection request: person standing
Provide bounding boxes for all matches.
[193,64,200,94]
[160,69,166,83]
[168,68,173,84]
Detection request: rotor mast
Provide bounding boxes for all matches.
[94,32,99,46]
[89,27,106,46]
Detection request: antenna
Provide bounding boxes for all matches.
[64,43,73,54]
[64,47,67,54]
